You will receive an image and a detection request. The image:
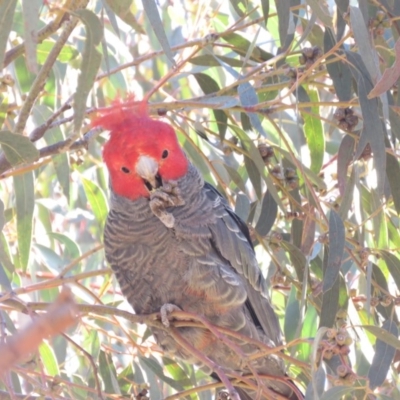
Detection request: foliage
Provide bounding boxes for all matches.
[0,0,400,399]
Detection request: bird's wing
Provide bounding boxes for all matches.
[202,182,283,346]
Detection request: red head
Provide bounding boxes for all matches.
[92,100,188,200]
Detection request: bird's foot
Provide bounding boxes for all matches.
[150,180,185,228]
[160,303,182,327]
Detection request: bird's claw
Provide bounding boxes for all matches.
[160,303,182,327]
[149,180,184,228]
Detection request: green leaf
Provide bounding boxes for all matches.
[0,0,18,68]
[367,320,398,389]
[189,54,248,67]
[104,0,145,34]
[0,130,39,166]
[379,250,400,291]
[347,51,386,196]
[14,172,34,271]
[139,356,185,392]
[141,0,175,66]
[306,0,333,28]
[337,134,355,195]
[319,211,345,328]
[45,126,70,199]
[284,287,301,343]
[73,10,103,135]
[222,32,274,62]
[302,88,324,174]
[34,244,64,272]
[37,40,79,64]
[275,0,291,50]
[362,324,400,350]
[99,350,120,394]
[193,73,227,140]
[281,241,306,283]
[350,6,378,80]
[261,0,269,26]
[386,152,400,214]
[22,0,41,73]
[81,176,108,227]
[39,341,60,376]
[255,190,277,236]
[324,28,352,101]
[48,232,81,262]
[320,386,357,400]
[238,82,267,137]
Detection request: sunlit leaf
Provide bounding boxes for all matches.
[319,211,345,328]
[255,190,277,236]
[104,0,145,34]
[0,130,39,166]
[367,320,398,389]
[141,0,175,65]
[324,28,352,101]
[73,9,103,135]
[39,341,59,377]
[22,0,41,73]
[14,172,34,271]
[81,176,108,227]
[0,0,17,68]
[302,88,324,174]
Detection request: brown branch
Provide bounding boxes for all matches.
[2,0,90,68]
[0,287,78,374]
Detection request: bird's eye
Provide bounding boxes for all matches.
[161,149,169,159]
[121,166,130,174]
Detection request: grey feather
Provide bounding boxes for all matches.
[104,163,301,399]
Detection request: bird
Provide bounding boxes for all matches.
[92,99,302,400]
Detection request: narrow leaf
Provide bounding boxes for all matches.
[222,32,274,62]
[306,0,333,27]
[379,250,400,290]
[350,6,379,81]
[104,0,145,34]
[39,341,60,376]
[386,153,400,214]
[261,0,269,26]
[139,356,185,392]
[141,0,175,65]
[319,211,345,328]
[255,190,277,236]
[14,172,34,271]
[73,10,103,135]
[320,386,356,400]
[362,324,400,350]
[81,176,108,227]
[238,82,266,137]
[369,38,400,98]
[0,130,39,166]
[0,0,17,69]
[281,241,306,283]
[193,73,227,140]
[324,28,352,101]
[189,54,248,68]
[337,134,355,195]
[302,88,324,174]
[99,350,120,394]
[347,51,386,196]
[22,0,41,73]
[368,320,398,389]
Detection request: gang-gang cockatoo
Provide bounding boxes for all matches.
[93,99,302,400]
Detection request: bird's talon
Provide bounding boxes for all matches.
[160,303,181,327]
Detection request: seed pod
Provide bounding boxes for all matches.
[336,364,348,377]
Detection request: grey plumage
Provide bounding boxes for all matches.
[104,162,300,399]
